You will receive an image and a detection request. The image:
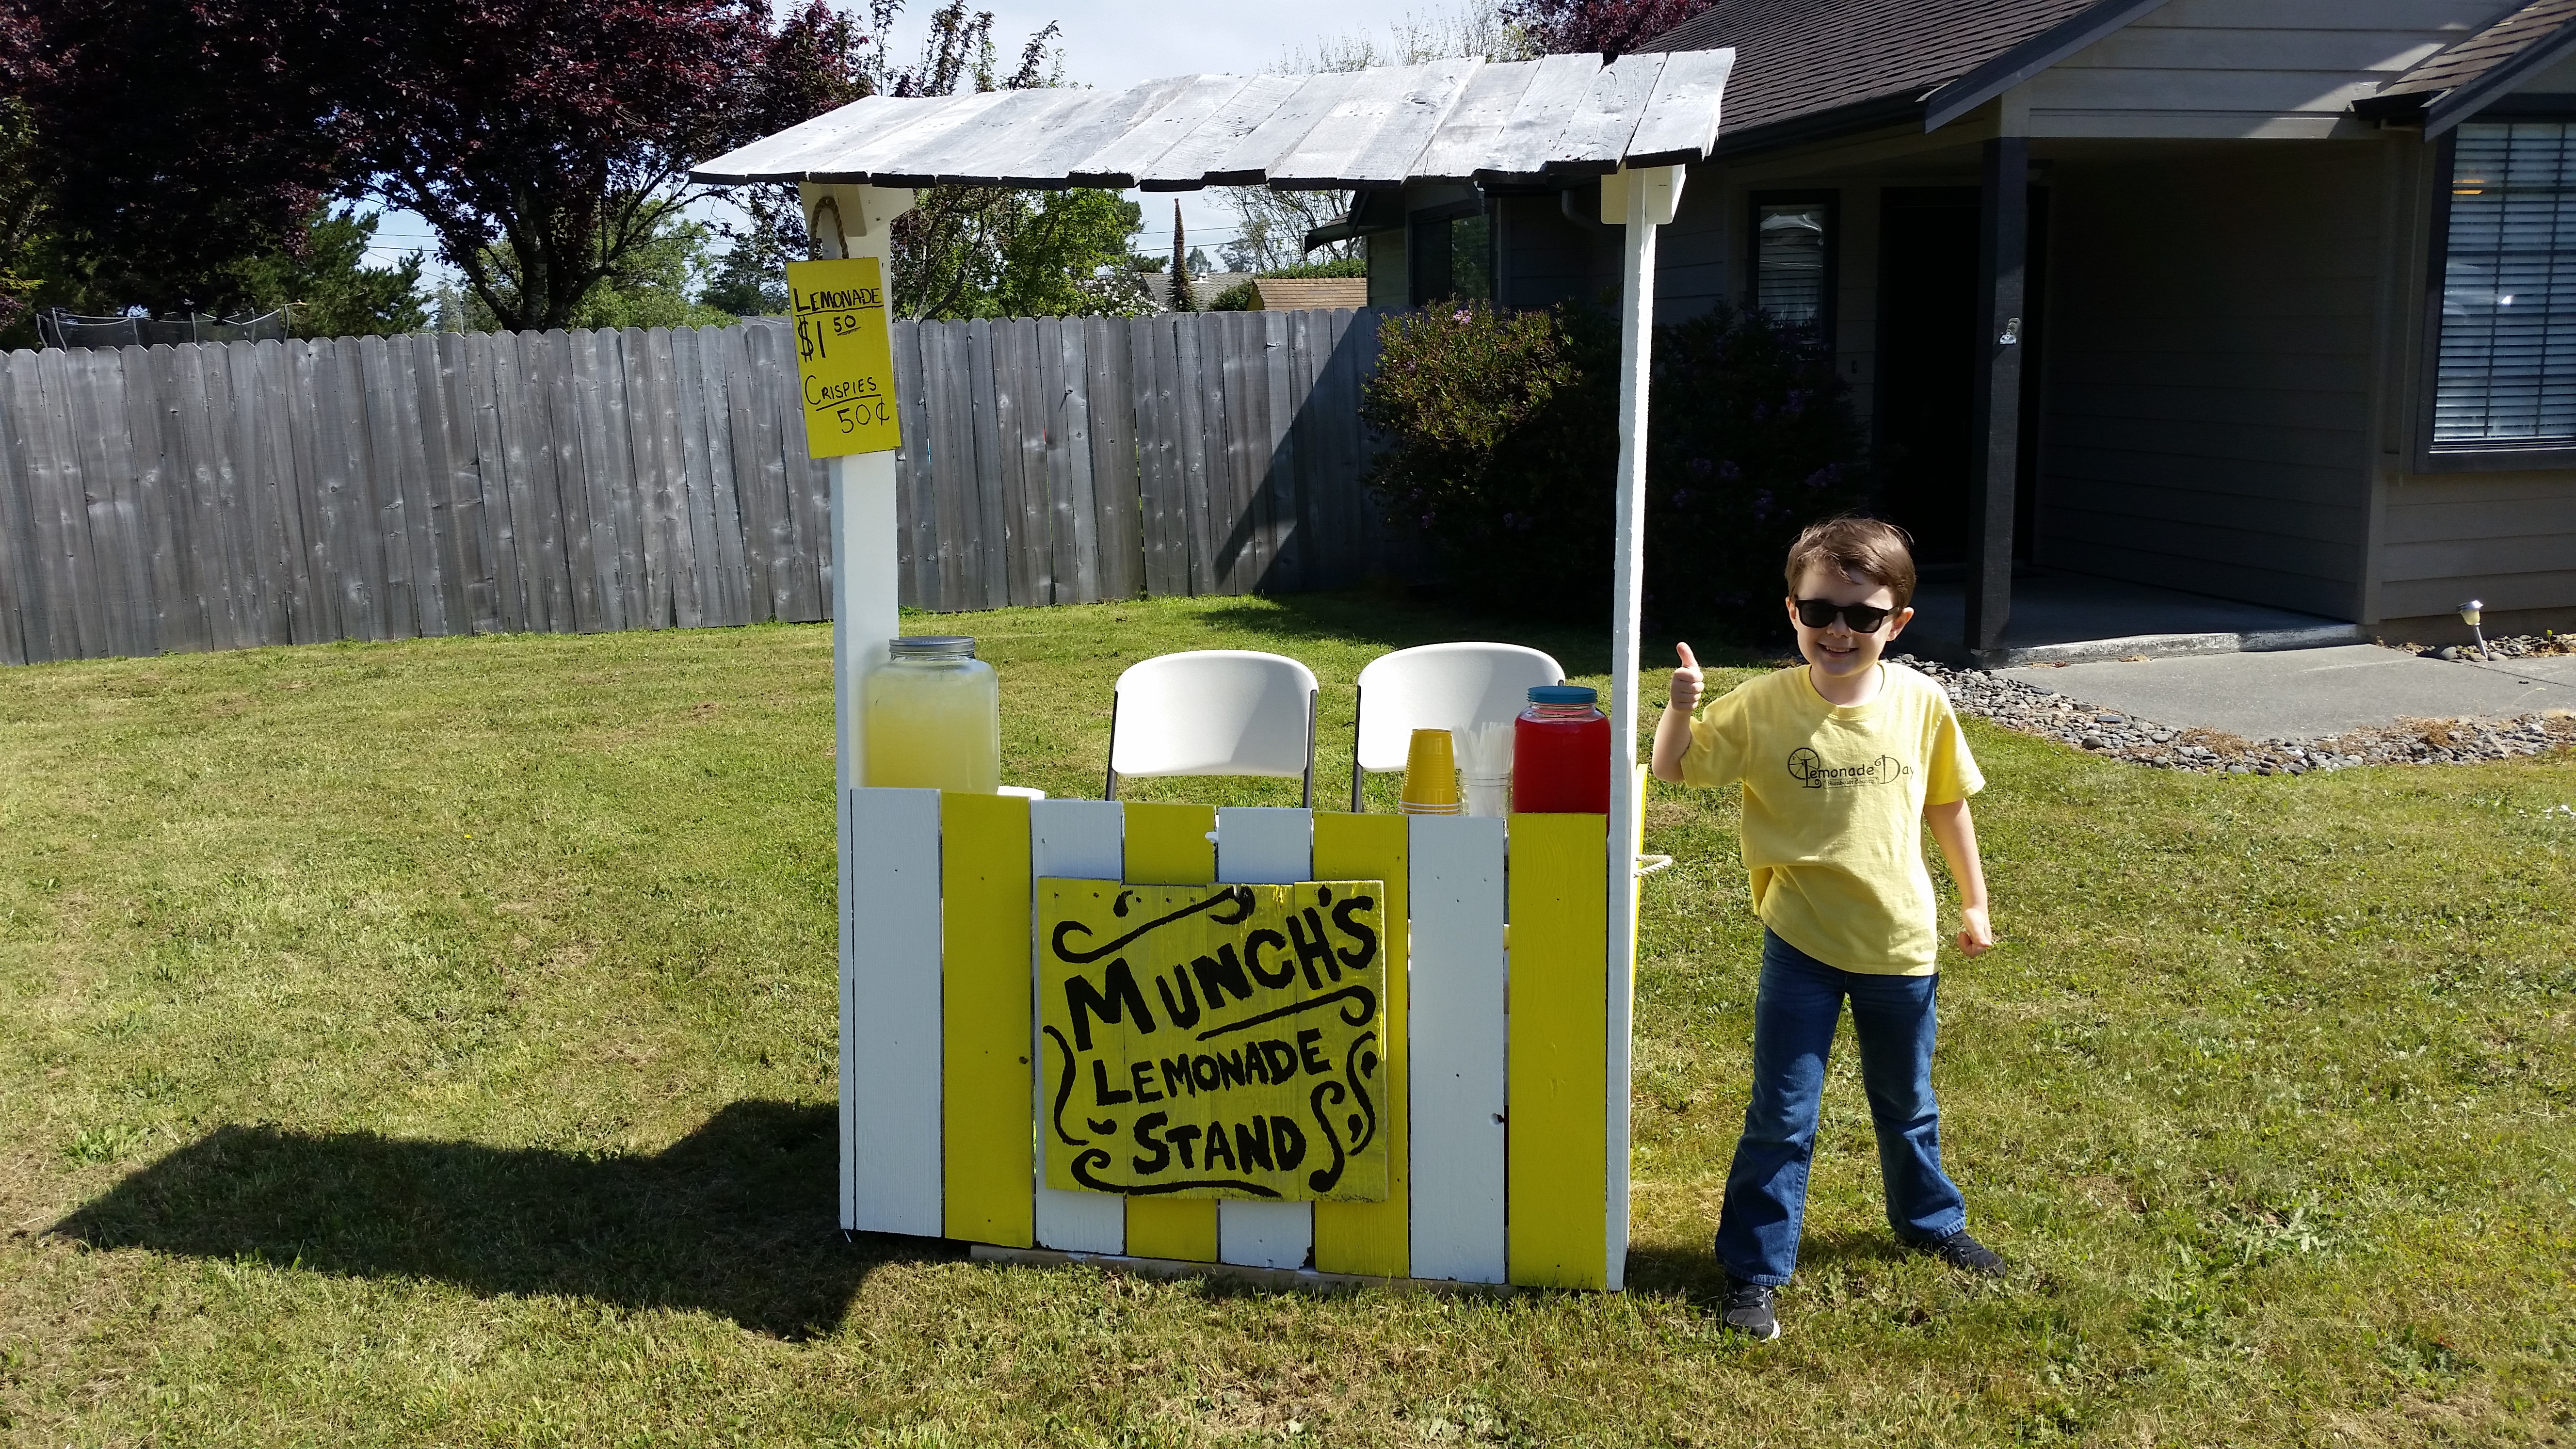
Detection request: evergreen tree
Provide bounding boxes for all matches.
[229,208,427,338]
[1168,201,1197,312]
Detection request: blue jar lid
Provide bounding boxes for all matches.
[1528,684,1597,706]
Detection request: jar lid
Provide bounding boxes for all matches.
[889,635,976,659]
[1528,684,1596,706]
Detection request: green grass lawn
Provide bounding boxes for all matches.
[2,590,2572,1448]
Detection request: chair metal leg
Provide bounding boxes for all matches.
[1303,689,1318,810]
[1349,685,1366,812]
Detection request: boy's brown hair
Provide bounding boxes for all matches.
[1784,516,1917,608]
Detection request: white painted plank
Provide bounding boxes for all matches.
[1412,60,1545,181]
[807,90,1017,182]
[1272,59,1482,189]
[1134,75,1304,189]
[1215,805,1310,884]
[1072,74,1256,185]
[1344,59,1486,184]
[1623,48,1734,169]
[840,784,857,1229]
[1214,806,1316,1270]
[1544,51,1667,177]
[870,89,1091,186]
[1406,814,1508,1284]
[1030,798,1129,1254]
[1221,1199,1315,1272]
[1194,71,1363,186]
[697,95,910,182]
[922,90,1114,185]
[1477,53,1610,180]
[847,787,945,1237]
[995,76,1203,186]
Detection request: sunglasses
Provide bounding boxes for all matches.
[1793,597,1897,633]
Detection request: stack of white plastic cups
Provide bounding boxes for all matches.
[1455,721,1514,817]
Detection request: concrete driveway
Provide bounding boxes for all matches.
[1996,644,2576,740]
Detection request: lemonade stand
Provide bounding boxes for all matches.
[692,48,1736,1290]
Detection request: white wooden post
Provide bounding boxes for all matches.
[1600,161,1683,1292]
[808,182,915,1235]
[801,183,915,795]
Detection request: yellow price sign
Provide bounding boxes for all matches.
[785,257,900,458]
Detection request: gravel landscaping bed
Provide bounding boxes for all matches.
[2387,631,2574,662]
[1898,654,2576,775]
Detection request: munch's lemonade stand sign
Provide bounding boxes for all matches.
[785,257,898,458]
[1040,881,1389,1202]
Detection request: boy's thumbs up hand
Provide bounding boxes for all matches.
[1670,642,1705,713]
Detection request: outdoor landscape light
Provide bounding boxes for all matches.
[2460,599,2492,659]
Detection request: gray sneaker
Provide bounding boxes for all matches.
[1720,1274,1780,1340]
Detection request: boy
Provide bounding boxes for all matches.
[1649,516,2000,1342]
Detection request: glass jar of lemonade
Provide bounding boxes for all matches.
[864,636,999,792]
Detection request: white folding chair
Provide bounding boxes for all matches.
[1349,642,1566,811]
[1107,650,1320,806]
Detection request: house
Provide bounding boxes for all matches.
[1172,271,1254,311]
[1332,0,2576,658]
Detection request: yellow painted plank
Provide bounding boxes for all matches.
[942,791,1034,1247]
[1311,812,1409,1278]
[1119,802,1220,1263]
[1505,812,1609,1289]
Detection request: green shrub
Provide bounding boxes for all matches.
[1647,305,1876,624]
[1360,300,1871,633]
[1360,300,1617,615]
[1209,279,1260,310]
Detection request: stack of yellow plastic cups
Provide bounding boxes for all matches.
[1398,727,1461,816]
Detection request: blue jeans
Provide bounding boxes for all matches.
[1711,929,1966,1286]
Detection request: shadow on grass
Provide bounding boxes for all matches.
[50,1099,944,1338]
[1623,1229,1916,1313]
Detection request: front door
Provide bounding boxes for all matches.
[1872,186,2047,568]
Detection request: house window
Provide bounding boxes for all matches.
[1410,209,1492,305]
[1750,192,1837,344]
[2434,121,2576,448]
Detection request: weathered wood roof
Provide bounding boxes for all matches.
[690,51,1735,190]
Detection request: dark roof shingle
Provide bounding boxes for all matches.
[1640,0,2104,137]
[2368,0,2576,102]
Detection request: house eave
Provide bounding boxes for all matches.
[1919,0,2177,132]
[1710,91,1930,162]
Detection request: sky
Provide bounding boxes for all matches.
[365,0,1421,287]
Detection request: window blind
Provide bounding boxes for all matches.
[2436,121,2576,447]
[1754,202,1830,329]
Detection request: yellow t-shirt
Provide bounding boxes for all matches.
[1679,660,1982,974]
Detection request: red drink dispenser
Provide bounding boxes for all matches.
[1511,684,1611,814]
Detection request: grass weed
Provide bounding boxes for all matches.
[1,590,2571,1446]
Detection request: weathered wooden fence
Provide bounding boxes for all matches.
[0,310,1398,667]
